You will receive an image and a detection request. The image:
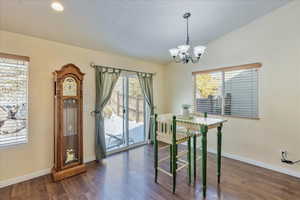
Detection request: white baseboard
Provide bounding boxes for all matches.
[208,148,300,178]
[84,156,96,163]
[0,168,51,188]
[0,157,97,189]
[2,149,300,189]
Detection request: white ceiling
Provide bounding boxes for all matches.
[0,0,291,64]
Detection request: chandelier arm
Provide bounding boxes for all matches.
[185,54,190,64]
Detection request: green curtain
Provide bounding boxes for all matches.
[137,73,154,142]
[95,67,121,160]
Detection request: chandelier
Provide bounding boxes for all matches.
[169,12,206,64]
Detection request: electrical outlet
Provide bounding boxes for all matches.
[280,149,287,154]
[280,150,287,161]
[280,150,299,165]
[280,150,293,164]
[281,150,287,157]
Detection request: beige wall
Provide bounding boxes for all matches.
[0,30,166,181]
[165,1,300,174]
[1,0,300,184]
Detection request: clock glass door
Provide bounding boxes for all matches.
[63,98,79,166]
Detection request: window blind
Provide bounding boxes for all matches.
[194,63,260,119]
[0,57,28,147]
[224,68,258,118]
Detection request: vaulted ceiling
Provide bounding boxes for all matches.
[0,0,291,64]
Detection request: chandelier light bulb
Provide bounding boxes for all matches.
[51,1,64,12]
[194,46,207,57]
[177,45,190,53]
[169,48,180,57]
[179,53,185,59]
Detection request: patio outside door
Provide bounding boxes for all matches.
[103,74,146,152]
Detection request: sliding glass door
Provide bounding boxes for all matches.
[103,77,125,150]
[103,74,146,152]
[128,76,145,145]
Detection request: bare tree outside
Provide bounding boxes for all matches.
[196,73,220,98]
[0,59,27,146]
[128,77,143,97]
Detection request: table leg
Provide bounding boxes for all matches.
[193,135,197,181]
[217,123,223,184]
[154,140,158,183]
[201,125,208,198]
[172,144,177,193]
[188,137,191,185]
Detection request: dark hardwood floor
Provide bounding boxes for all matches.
[1,145,300,200]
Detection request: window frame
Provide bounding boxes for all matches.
[0,52,30,148]
[193,63,261,120]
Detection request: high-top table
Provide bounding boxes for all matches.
[176,115,227,197]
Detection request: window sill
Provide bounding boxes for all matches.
[0,140,28,150]
[193,112,260,120]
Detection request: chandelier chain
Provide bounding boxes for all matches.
[186,16,190,45]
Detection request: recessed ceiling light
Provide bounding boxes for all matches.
[51,1,64,12]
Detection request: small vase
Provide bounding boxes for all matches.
[182,104,191,118]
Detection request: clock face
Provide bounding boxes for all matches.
[63,77,77,96]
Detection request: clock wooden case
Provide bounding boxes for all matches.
[52,64,86,181]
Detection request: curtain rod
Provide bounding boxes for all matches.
[90,62,156,76]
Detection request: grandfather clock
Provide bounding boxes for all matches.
[52,64,86,181]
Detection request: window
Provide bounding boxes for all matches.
[193,63,261,119]
[0,53,29,147]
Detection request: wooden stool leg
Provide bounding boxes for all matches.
[154,115,158,183]
[171,115,177,194]
[188,138,192,185]
[172,144,177,193]
[193,135,197,181]
[154,143,158,183]
[201,125,208,198]
[170,144,172,173]
[217,124,223,184]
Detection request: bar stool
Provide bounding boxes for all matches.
[177,112,207,182]
[153,114,192,193]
